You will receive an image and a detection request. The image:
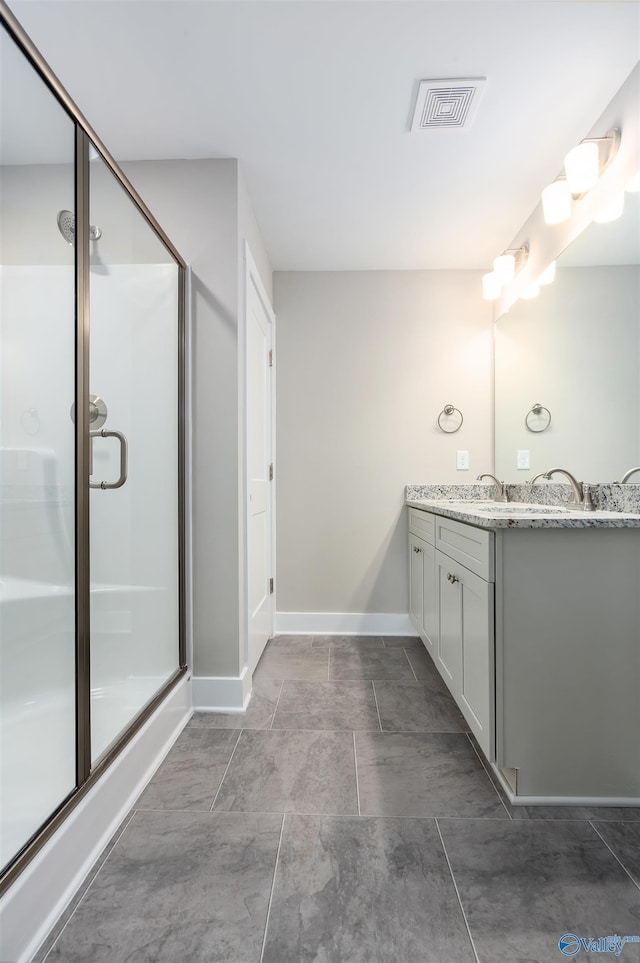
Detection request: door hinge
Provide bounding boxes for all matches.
[268,349,273,367]
[269,463,274,481]
[269,577,274,594]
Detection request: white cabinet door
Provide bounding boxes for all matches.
[436,551,462,697]
[422,538,437,653]
[459,568,494,761]
[436,549,494,761]
[409,533,425,630]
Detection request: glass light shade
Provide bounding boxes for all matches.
[482,272,501,300]
[564,141,599,194]
[541,180,571,225]
[625,172,640,193]
[594,192,625,223]
[538,261,556,286]
[521,281,540,300]
[493,254,515,285]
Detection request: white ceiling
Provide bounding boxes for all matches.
[5,0,640,270]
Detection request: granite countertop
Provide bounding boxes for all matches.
[406,497,640,529]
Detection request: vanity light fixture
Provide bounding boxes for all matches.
[541,179,572,225]
[626,172,640,192]
[482,272,502,300]
[541,128,620,225]
[594,191,625,223]
[538,261,556,286]
[492,243,529,285]
[564,141,600,194]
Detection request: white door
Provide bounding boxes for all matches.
[245,248,274,673]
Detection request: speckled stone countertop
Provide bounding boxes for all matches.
[405,484,640,529]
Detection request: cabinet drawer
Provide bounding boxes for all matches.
[435,515,494,582]
[408,508,435,544]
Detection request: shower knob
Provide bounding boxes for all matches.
[70,394,108,430]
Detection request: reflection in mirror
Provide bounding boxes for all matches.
[494,190,639,483]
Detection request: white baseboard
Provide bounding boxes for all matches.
[192,664,251,712]
[2,675,192,963]
[274,611,414,636]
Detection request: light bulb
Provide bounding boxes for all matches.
[626,172,640,193]
[482,272,501,301]
[521,281,540,300]
[594,192,625,223]
[541,180,571,225]
[493,254,515,285]
[564,141,599,194]
[538,261,556,286]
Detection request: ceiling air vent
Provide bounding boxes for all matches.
[411,78,487,132]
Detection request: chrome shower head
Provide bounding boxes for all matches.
[57,210,102,245]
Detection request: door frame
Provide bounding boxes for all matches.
[241,242,276,672]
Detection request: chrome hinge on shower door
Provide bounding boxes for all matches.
[269,578,274,594]
[269,464,274,481]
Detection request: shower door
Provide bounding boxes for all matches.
[87,150,181,762]
[84,149,179,764]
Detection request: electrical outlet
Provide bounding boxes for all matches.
[456,450,469,470]
[517,450,530,470]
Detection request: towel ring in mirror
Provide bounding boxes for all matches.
[437,404,463,433]
[525,403,551,433]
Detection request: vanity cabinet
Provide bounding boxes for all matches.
[408,509,495,760]
[408,505,640,803]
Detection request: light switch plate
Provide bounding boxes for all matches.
[517,450,530,470]
[456,450,469,470]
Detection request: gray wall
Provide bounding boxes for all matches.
[122,158,272,677]
[274,270,492,616]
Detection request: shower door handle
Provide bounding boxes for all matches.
[89,429,128,490]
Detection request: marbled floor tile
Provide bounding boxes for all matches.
[254,645,329,681]
[187,679,283,730]
[213,729,358,815]
[32,812,136,963]
[374,681,469,732]
[593,821,640,886]
[311,635,383,650]
[271,681,380,730]
[262,814,475,963]
[45,810,283,963]
[438,818,640,963]
[135,728,240,811]
[329,648,415,681]
[405,645,444,682]
[381,635,423,649]
[355,732,508,819]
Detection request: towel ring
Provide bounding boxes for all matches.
[525,403,551,433]
[437,404,464,434]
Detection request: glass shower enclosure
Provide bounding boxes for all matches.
[0,4,187,890]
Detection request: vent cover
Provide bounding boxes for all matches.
[411,78,487,132]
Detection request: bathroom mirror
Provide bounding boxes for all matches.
[494,190,640,483]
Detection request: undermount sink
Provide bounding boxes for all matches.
[426,500,570,515]
[473,503,569,514]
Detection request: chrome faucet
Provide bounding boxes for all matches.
[543,468,595,511]
[528,471,548,486]
[620,467,640,484]
[476,473,508,502]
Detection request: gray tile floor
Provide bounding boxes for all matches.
[35,636,640,963]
